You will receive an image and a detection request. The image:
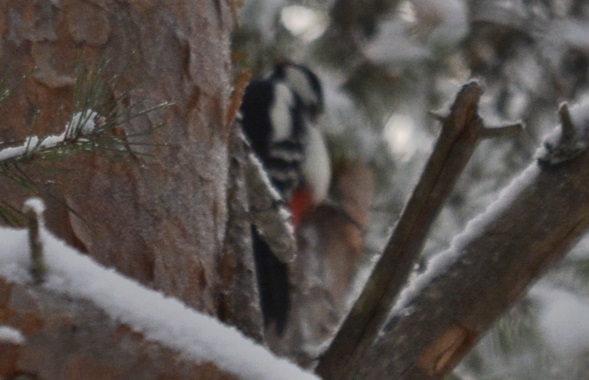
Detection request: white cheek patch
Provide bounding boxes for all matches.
[285,67,318,108]
[270,83,295,142]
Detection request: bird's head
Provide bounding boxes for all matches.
[271,63,324,121]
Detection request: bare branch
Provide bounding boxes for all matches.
[316,81,521,379]
[357,148,589,378]
[558,102,575,140]
[480,121,525,139]
[23,199,46,284]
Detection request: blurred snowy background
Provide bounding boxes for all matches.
[233,0,589,378]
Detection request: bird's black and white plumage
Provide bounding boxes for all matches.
[240,63,331,335]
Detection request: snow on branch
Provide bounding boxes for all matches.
[0,325,25,345]
[0,199,316,380]
[0,108,143,166]
[537,100,589,166]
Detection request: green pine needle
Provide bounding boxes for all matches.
[0,56,170,226]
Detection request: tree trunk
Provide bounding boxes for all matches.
[0,0,262,362]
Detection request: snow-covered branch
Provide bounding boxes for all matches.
[0,199,316,380]
[353,99,589,378]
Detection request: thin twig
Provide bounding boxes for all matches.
[558,102,575,140]
[23,199,46,284]
[480,121,525,138]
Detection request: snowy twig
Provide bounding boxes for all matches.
[558,102,575,139]
[536,102,589,166]
[0,111,100,164]
[23,198,46,284]
[317,80,522,379]
[0,57,170,225]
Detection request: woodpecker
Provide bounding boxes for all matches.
[240,63,331,334]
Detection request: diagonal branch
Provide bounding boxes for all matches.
[316,81,521,379]
[356,113,589,378]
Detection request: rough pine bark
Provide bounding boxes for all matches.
[0,1,263,376]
